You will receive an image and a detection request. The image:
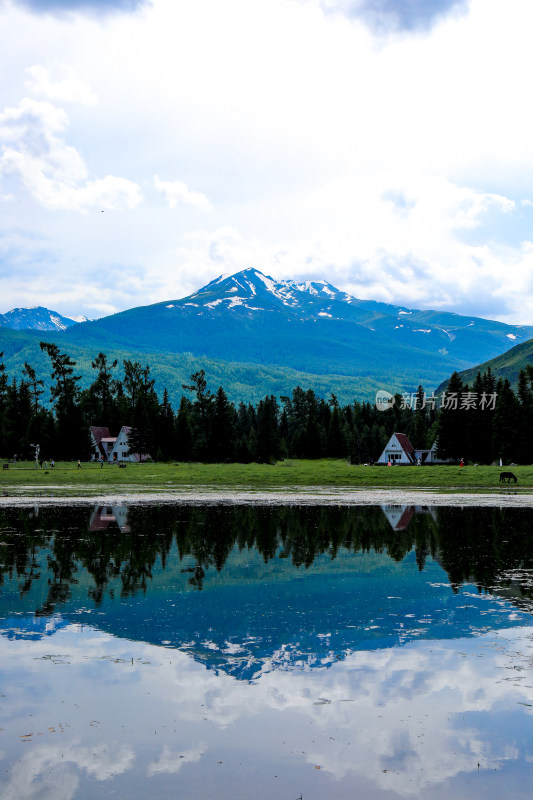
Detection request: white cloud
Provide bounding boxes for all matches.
[1,741,134,800]
[0,97,142,211]
[25,64,97,105]
[1,621,533,797]
[147,744,204,776]
[154,175,212,211]
[0,0,533,321]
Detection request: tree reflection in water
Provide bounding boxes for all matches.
[1,503,533,614]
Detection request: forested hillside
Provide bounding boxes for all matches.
[1,343,532,466]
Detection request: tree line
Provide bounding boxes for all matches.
[0,342,531,463]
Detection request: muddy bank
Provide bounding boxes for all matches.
[0,485,532,507]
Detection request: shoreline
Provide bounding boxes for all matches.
[1,485,532,507]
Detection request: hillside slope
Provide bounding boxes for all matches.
[437,337,533,392]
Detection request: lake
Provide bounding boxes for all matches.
[1,501,532,799]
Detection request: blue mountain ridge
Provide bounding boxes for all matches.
[2,268,532,402]
[63,268,533,382]
[1,547,530,682]
[0,306,79,332]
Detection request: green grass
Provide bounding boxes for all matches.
[0,459,531,494]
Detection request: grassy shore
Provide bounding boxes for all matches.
[0,459,531,492]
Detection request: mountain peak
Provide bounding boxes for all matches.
[188,268,349,316]
[0,306,79,332]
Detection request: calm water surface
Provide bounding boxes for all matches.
[1,503,532,799]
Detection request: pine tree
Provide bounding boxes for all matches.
[435,372,467,461]
[0,352,8,456]
[40,342,84,459]
[327,404,348,457]
[175,396,194,461]
[128,365,159,459]
[256,395,280,463]
[517,368,533,463]
[411,385,429,448]
[182,370,214,461]
[22,362,44,413]
[210,387,236,462]
[155,388,176,460]
[122,360,143,415]
[86,353,119,427]
[492,378,521,464]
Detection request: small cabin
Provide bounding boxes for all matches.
[90,426,117,462]
[377,432,416,465]
[377,433,452,465]
[90,425,151,462]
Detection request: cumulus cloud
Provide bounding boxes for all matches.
[159,175,521,319]
[147,744,204,776]
[25,64,97,105]
[1,741,134,800]
[0,0,531,322]
[154,175,212,211]
[313,0,471,33]
[0,98,142,211]
[2,619,533,798]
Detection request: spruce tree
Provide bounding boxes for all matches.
[435,372,467,461]
[211,387,236,462]
[175,396,194,461]
[40,342,84,460]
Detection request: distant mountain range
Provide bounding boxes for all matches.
[63,267,533,381]
[0,306,83,331]
[1,268,532,404]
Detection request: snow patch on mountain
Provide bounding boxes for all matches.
[50,315,68,330]
[0,306,79,331]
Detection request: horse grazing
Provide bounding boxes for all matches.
[499,471,518,483]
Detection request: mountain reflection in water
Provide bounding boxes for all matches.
[1,503,533,681]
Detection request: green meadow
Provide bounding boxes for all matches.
[1,459,531,494]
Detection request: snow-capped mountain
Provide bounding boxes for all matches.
[64,268,533,390]
[160,268,533,346]
[0,306,79,332]
[190,269,355,316]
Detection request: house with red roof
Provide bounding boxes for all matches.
[90,426,117,462]
[90,425,150,463]
[377,433,451,465]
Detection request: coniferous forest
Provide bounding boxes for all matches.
[0,342,532,465]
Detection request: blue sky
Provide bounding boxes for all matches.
[1,0,532,323]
